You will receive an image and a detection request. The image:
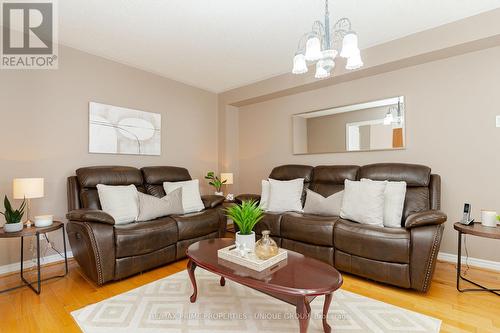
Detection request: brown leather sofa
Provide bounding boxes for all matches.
[236,163,446,292]
[66,166,226,285]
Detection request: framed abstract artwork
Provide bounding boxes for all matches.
[89,102,161,155]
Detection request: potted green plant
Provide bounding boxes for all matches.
[1,195,26,233]
[205,171,226,195]
[225,200,264,253]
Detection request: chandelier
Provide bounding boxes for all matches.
[292,0,363,79]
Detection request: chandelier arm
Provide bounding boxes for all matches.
[332,17,352,33]
[311,20,325,37]
[295,33,310,54]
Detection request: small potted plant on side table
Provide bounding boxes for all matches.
[1,195,26,233]
[225,200,264,253]
[205,171,226,196]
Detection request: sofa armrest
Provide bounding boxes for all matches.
[405,210,447,229]
[66,209,115,225]
[410,224,444,292]
[201,195,225,209]
[234,194,261,205]
[66,220,115,285]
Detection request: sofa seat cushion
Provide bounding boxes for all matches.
[171,209,220,241]
[114,217,178,258]
[334,219,410,264]
[254,212,283,237]
[281,213,339,246]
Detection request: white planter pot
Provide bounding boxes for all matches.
[214,191,224,196]
[3,222,23,233]
[235,231,256,253]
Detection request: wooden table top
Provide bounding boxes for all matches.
[453,222,500,239]
[0,221,63,238]
[187,238,343,297]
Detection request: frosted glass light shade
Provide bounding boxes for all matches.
[345,51,363,70]
[340,32,359,58]
[314,61,330,79]
[13,178,44,199]
[383,111,394,125]
[292,54,308,74]
[304,36,322,61]
[220,173,233,185]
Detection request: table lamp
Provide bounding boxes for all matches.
[13,178,44,228]
[220,173,233,199]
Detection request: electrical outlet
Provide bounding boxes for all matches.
[497,115,500,128]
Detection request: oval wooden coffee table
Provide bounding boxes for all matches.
[186,238,343,333]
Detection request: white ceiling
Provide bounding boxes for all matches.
[59,0,500,93]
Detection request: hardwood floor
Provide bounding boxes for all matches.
[0,258,498,333]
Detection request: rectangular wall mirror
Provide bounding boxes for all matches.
[293,96,405,154]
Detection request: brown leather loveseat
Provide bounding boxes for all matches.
[236,163,446,292]
[66,166,226,285]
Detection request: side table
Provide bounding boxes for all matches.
[454,222,500,296]
[0,221,68,294]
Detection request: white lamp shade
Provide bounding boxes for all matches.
[340,32,359,58]
[304,36,322,61]
[383,112,394,125]
[314,61,331,79]
[292,54,308,74]
[345,51,364,70]
[220,173,233,185]
[13,178,44,199]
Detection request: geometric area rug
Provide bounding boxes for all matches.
[72,269,441,333]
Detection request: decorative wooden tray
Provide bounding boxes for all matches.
[217,244,288,272]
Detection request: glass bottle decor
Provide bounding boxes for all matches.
[255,230,279,260]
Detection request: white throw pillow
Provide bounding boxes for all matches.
[96,184,138,224]
[340,180,386,227]
[266,178,304,213]
[259,180,270,210]
[137,188,184,222]
[361,178,407,228]
[303,189,343,216]
[163,179,204,214]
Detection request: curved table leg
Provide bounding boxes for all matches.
[220,276,226,286]
[322,293,333,333]
[296,297,311,333]
[187,259,197,303]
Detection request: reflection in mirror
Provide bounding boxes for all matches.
[293,96,405,154]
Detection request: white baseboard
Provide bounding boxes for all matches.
[437,252,500,271]
[1,250,498,276]
[0,251,73,276]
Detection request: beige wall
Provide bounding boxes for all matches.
[0,45,218,267]
[235,46,500,262]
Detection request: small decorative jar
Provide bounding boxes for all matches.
[255,230,279,260]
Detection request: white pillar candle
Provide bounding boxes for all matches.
[481,210,497,227]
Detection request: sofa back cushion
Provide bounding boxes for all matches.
[141,166,192,197]
[310,165,359,197]
[359,163,431,223]
[76,166,144,209]
[268,165,313,204]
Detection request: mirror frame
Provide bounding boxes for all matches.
[292,96,406,155]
